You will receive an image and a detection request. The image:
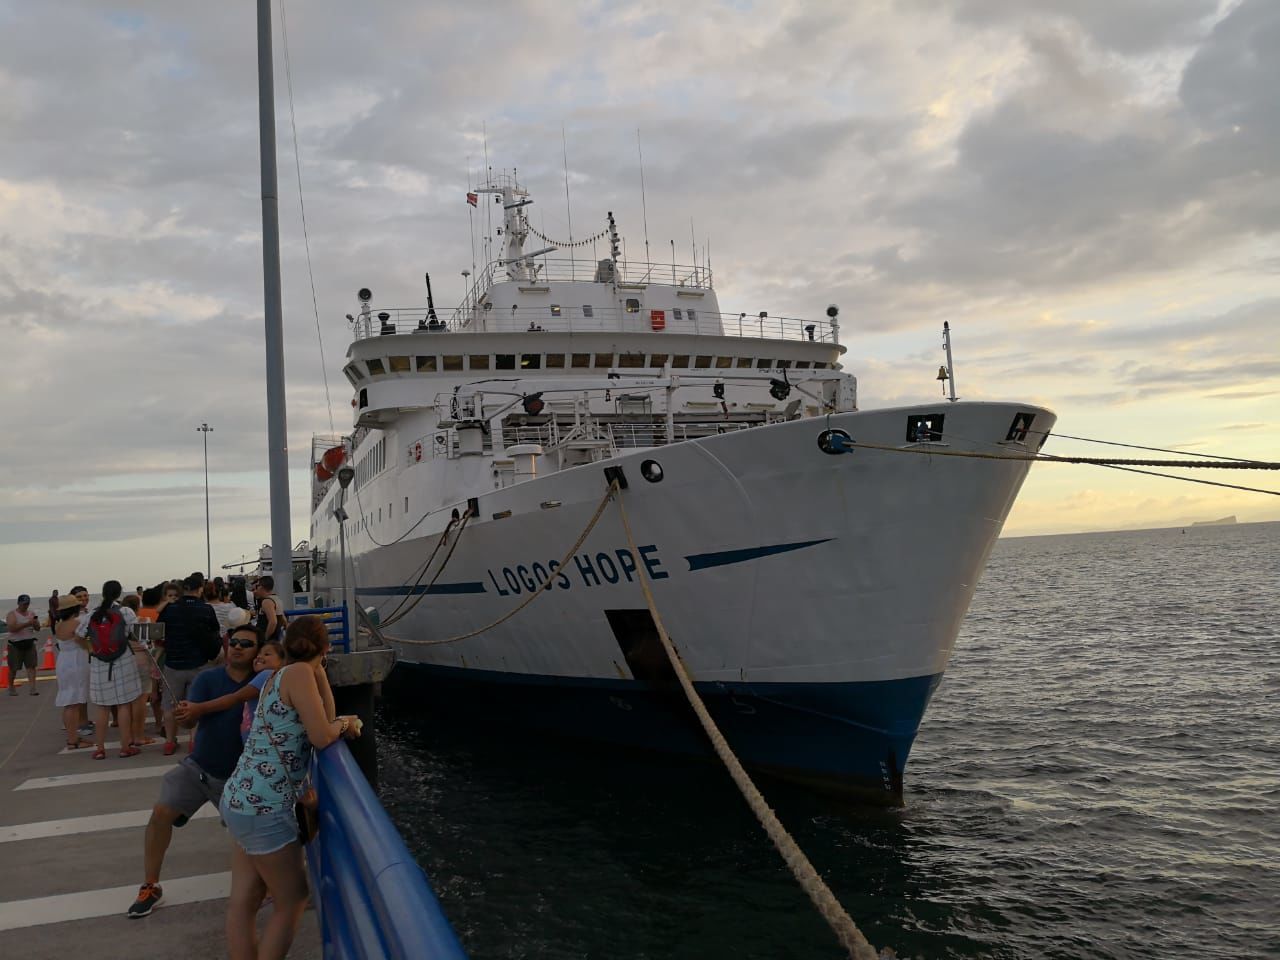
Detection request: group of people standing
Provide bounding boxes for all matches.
[35,574,289,759]
[8,573,361,960]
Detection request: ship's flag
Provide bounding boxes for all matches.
[466,192,478,207]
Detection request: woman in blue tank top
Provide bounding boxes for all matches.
[219,615,360,960]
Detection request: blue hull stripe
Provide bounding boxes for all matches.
[685,538,831,571]
[357,582,488,596]
[389,660,942,797]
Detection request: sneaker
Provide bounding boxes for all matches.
[162,741,178,756]
[76,725,94,739]
[127,883,163,918]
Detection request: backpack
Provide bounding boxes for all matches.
[87,609,132,663]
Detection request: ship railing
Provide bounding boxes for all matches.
[454,257,713,312]
[355,304,832,343]
[607,420,757,449]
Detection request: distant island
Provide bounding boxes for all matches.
[1191,516,1237,526]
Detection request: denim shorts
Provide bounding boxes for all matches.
[219,797,298,855]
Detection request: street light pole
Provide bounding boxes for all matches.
[198,423,213,578]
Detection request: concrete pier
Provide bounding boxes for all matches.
[0,676,322,958]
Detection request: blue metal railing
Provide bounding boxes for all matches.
[287,605,350,652]
[308,740,468,960]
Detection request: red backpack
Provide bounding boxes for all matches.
[87,609,131,664]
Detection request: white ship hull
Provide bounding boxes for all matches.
[335,401,1052,800]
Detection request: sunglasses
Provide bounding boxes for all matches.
[228,638,258,649]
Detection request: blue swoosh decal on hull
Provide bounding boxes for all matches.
[685,538,832,571]
[357,582,488,596]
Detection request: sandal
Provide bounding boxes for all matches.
[65,739,94,750]
[132,737,157,746]
[119,746,141,758]
[92,748,106,760]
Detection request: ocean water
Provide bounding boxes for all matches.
[377,521,1280,959]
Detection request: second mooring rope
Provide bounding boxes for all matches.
[387,481,620,647]
[614,491,890,960]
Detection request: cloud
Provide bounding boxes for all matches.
[946,0,1219,54]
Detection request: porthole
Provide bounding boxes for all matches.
[640,460,664,483]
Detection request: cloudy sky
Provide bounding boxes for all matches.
[1,0,1276,597]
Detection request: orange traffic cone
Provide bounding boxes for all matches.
[0,664,10,689]
[40,639,57,671]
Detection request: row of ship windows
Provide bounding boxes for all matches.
[343,495,406,539]
[346,354,829,384]
[535,303,694,318]
[354,437,386,489]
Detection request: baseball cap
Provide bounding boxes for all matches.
[17,593,30,603]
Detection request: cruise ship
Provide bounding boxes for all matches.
[308,172,1055,801]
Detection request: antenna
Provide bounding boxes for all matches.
[466,155,477,288]
[637,129,651,269]
[690,218,698,285]
[562,125,574,281]
[483,122,492,268]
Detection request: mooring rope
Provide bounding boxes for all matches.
[387,481,620,647]
[846,440,1280,470]
[377,514,465,628]
[843,441,1280,497]
[613,490,888,960]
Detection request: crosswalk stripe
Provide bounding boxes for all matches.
[0,872,231,931]
[16,764,177,790]
[0,805,218,844]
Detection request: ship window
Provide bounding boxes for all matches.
[545,353,566,368]
[625,298,640,313]
[416,356,437,372]
[366,358,385,376]
[649,353,668,368]
[906,413,945,443]
[495,354,516,370]
[715,356,732,369]
[813,362,828,370]
[469,354,490,370]
[358,388,368,409]
[618,353,645,368]
[672,308,683,321]
[594,353,614,368]
[687,309,698,324]
[582,305,594,318]
[550,304,562,317]
[735,357,752,368]
[388,356,410,373]
[694,355,713,369]
[571,353,591,368]
[405,496,409,513]
[671,354,690,368]
[344,364,364,385]
[778,359,791,369]
[443,355,464,371]
[1006,412,1037,442]
[756,358,774,369]
[795,360,811,369]
[521,353,542,369]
